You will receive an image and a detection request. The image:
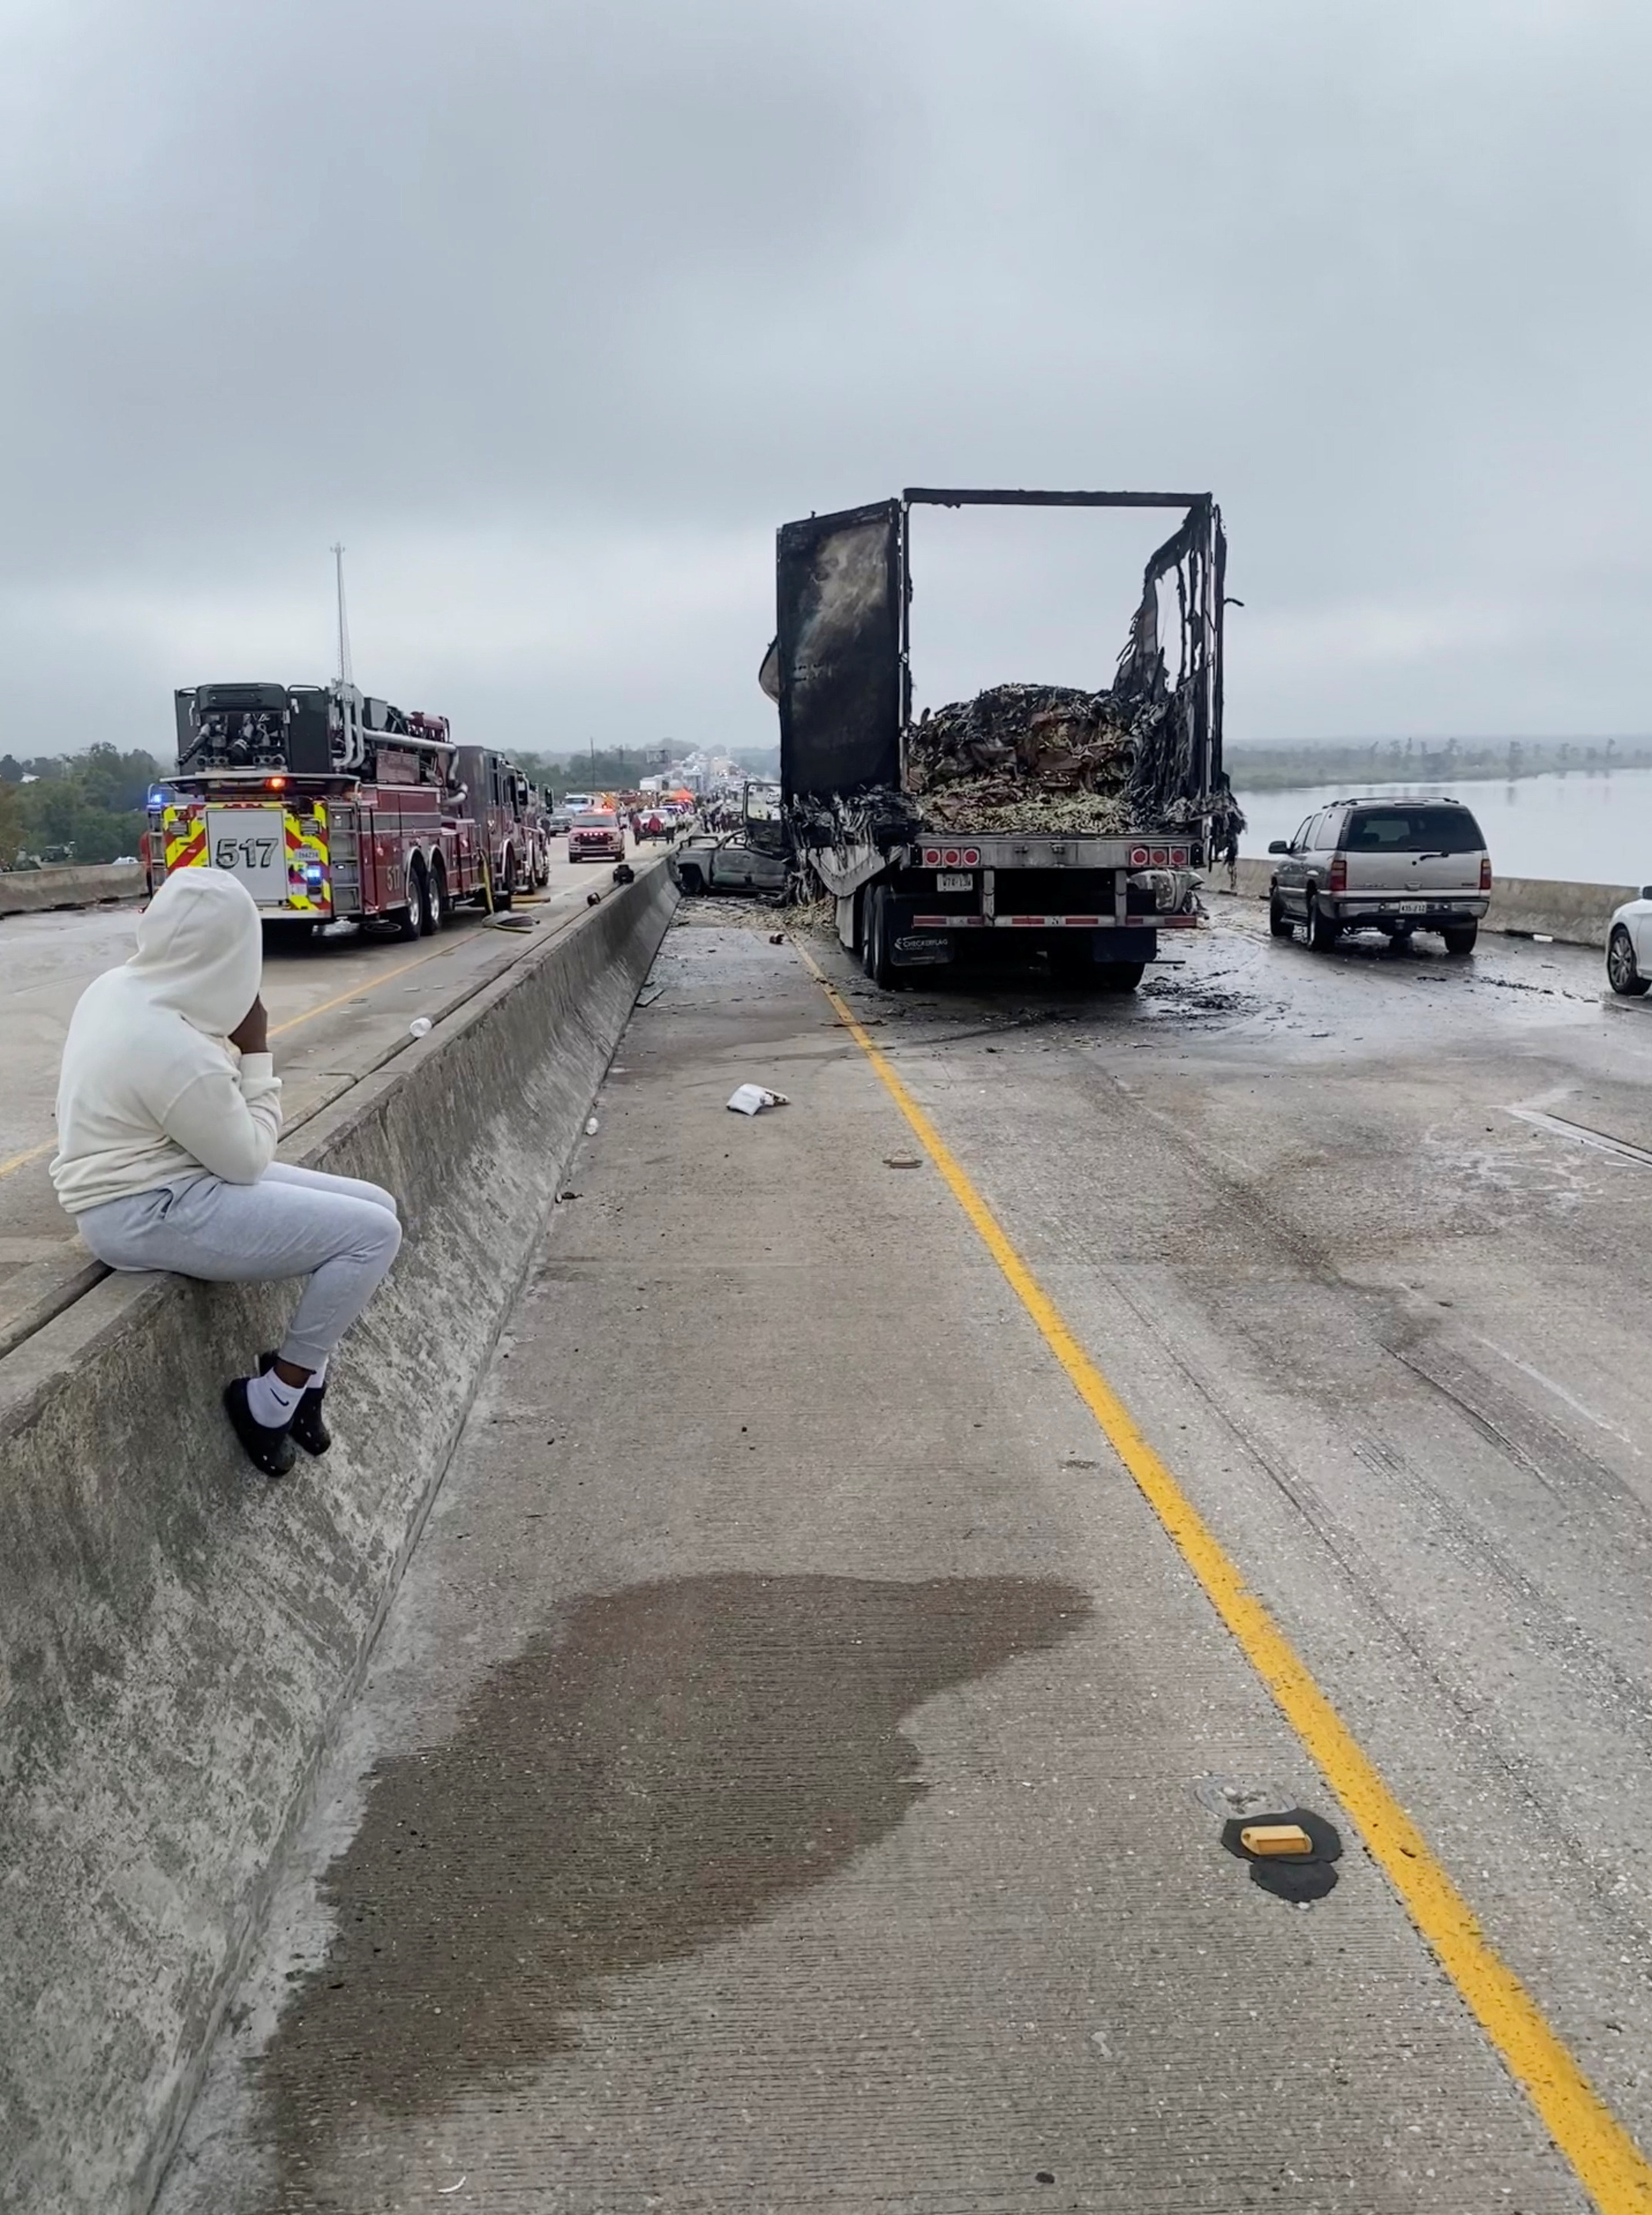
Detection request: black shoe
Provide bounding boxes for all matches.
[258,1351,331,1457]
[224,1376,297,1479]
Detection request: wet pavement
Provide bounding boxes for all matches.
[155,900,1652,2212]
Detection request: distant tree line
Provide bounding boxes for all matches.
[1226,737,1652,794]
[0,745,162,868]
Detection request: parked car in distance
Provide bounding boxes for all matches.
[568,811,626,863]
[1605,886,1652,996]
[1267,798,1490,954]
[669,831,788,896]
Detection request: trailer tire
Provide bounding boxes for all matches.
[1097,961,1146,991]
[865,887,899,989]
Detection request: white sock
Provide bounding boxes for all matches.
[247,1368,305,1429]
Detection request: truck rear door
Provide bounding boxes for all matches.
[775,499,904,801]
[1342,804,1486,897]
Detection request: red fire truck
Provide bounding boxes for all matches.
[148,681,488,935]
[449,746,545,909]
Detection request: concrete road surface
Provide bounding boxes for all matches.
[0,841,641,1354]
[157,902,1652,2211]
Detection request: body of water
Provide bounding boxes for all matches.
[1235,769,1652,888]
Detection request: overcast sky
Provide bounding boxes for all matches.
[4,0,1648,760]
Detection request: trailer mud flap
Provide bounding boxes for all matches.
[893,931,954,965]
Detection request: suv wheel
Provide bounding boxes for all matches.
[1268,892,1292,939]
[1441,922,1478,956]
[1607,925,1649,996]
[1306,892,1339,952]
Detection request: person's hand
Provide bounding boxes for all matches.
[229,997,268,1055]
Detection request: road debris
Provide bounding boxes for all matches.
[408,1016,433,1038]
[727,1084,788,1116]
[585,1117,599,1136]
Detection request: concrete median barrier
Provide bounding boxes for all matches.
[1225,858,1633,948]
[0,864,676,2215]
[0,862,146,916]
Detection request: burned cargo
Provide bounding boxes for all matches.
[769,488,1241,990]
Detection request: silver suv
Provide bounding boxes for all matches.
[1267,798,1490,954]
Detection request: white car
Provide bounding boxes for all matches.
[1605,888,1652,995]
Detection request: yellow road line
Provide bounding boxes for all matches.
[268,945,451,1039]
[795,941,1652,2213]
[0,1136,55,1181]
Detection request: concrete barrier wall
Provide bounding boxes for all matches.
[0,862,145,916]
[1224,858,1634,948]
[0,867,676,2215]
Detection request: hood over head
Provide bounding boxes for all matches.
[130,867,263,1036]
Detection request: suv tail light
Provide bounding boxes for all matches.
[1328,854,1347,894]
[1480,856,1493,891]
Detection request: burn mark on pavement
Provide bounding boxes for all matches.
[255,1570,1087,2195]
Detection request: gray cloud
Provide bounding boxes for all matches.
[4,0,1650,757]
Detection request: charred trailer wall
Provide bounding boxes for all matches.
[776,501,904,804]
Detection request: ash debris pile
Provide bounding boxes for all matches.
[905,682,1151,834]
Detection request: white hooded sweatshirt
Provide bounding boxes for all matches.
[50,868,283,1215]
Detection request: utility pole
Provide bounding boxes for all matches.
[589,736,595,784]
[331,544,353,688]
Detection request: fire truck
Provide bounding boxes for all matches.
[149,681,489,935]
[449,746,545,908]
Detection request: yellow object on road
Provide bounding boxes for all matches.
[1241,1823,1315,1857]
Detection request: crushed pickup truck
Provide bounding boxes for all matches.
[668,831,789,898]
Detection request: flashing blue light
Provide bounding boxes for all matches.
[148,788,166,809]
[304,864,325,882]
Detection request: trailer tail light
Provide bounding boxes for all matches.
[1480,856,1493,891]
[1129,847,1149,867]
[1329,854,1347,894]
[1170,846,1189,867]
[264,775,287,791]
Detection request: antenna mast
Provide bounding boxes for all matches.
[331,542,354,688]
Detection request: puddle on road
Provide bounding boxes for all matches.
[254,1570,1087,2196]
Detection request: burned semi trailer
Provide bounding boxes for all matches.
[769,488,1241,988]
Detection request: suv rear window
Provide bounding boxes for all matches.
[1345,805,1484,854]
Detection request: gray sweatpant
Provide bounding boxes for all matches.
[78,1161,403,1372]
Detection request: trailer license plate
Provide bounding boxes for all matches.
[936,872,974,891]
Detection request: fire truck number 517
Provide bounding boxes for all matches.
[215,836,278,871]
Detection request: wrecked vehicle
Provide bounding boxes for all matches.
[669,831,788,897]
[764,487,1243,990]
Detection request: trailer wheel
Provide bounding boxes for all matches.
[865,887,899,989]
[396,862,428,941]
[1097,961,1146,991]
[425,860,448,934]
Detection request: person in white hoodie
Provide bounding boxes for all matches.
[52,867,402,1478]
